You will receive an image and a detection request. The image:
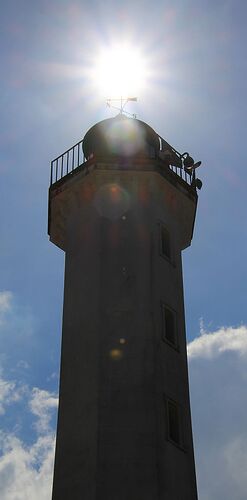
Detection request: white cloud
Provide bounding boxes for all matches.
[0,374,57,500]
[1,314,246,500]
[0,291,57,498]
[0,432,55,500]
[29,388,58,434]
[188,324,247,500]
[188,324,247,359]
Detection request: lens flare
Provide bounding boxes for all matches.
[94,183,130,220]
[109,348,123,360]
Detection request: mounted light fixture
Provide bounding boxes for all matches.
[183,154,194,169]
[183,151,202,174]
[195,178,203,190]
[184,161,202,172]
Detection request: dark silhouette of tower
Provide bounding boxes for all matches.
[49,114,199,499]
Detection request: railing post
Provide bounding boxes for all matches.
[191,169,196,186]
[61,155,64,178]
[50,161,53,186]
[72,147,75,170]
[55,159,58,182]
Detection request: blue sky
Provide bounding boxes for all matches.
[0,1,247,498]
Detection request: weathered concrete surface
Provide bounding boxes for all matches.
[50,166,198,500]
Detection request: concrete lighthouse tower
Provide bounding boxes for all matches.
[48,113,200,500]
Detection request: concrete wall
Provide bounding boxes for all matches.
[51,168,198,500]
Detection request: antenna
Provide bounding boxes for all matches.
[106,96,137,118]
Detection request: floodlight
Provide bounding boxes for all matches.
[195,178,203,190]
[183,155,194,168]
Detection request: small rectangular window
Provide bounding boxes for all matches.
[160,224,171,260]
[162,304,177,348]
[167,399,182,446]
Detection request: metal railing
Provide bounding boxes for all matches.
[168,163,195,186]
[50,136,195,189]
[50,139,85,186]
[158,135,196,188]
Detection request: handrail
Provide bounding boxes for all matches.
[167,163,195,185]
[50,139,85,186]
[50,136,196,189]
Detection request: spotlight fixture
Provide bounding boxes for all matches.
[184,161,202,173]
[195,178,203,190]
[193,161,202,169]
[182,149,202,174]
[183,155,194,169]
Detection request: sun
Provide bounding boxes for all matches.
[91,43,148,98]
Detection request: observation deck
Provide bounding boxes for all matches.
[49,115,200,198]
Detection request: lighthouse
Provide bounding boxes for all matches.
[49,113,200,499]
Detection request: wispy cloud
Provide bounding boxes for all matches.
[0,378,27,416]
[0,290,34,340]
[29,388,58,434]
[16,360,30,370]
[0,291,12,312]
[0,291,13,326]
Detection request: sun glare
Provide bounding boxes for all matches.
[91,44,148,98]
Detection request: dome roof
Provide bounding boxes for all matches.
[83,114,160,160]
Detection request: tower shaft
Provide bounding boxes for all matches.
[49,161,198,499]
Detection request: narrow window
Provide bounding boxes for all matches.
[167,399,181,446]
[160,224,171,260]
[162,304,177,348]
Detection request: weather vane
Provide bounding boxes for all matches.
[106,96,137,118]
